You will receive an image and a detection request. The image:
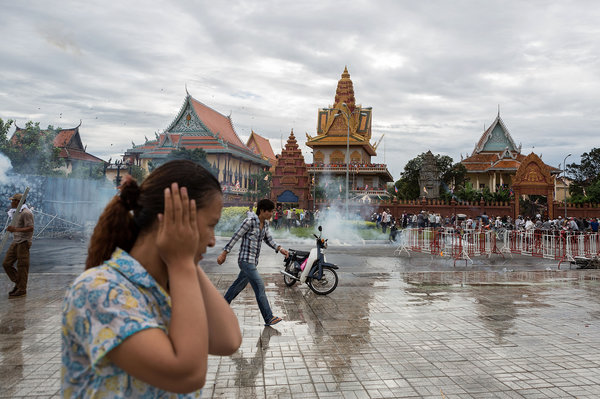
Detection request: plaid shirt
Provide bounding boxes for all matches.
[223,213,280,265]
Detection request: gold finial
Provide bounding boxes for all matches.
[342,66,350,79]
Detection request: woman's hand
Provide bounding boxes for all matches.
[156,183,198,267]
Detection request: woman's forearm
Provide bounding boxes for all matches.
[168,263,209,372]
[196,267,242,355]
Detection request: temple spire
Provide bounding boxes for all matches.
[333,66,356,111]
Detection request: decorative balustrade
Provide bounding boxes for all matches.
[307,164,389,173]
[222,186,248,194]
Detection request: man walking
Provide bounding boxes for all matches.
[3,193,34,298]
[218,199,289,326]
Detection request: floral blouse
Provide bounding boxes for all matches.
[61,248,202,398]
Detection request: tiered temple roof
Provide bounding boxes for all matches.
[246,130,276,164]
[12,123,104,164]
[461,113,558,174]
[125,94,269,167]
[271,130,310,207]
[306,67,376,156]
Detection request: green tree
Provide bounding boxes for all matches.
[245,169,271,200]
[128,164,147,184]
[393,153,464,200]
[0,120,65,175]
[566,148,600,203]
[165,147,216,175]
[0,118,13,143]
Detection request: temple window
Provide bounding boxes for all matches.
[330,150,344,164]
[314,151,324,164]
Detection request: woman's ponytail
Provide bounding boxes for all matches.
[85,176,140,269]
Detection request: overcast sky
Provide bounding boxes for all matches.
[1,0,599,179]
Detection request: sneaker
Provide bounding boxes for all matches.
[8,290,26,298]
[264,316,282,326]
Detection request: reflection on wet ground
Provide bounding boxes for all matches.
[204,269,600,398]
[0,239,599,397]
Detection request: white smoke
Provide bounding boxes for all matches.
[0,153,13,184]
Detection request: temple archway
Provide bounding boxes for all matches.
[511,153,555,219]
[277,190,299,204]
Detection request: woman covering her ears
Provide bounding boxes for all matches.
[61,160,241,398]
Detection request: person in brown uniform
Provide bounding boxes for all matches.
[3,193,34,298]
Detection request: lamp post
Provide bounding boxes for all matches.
[114,160,123,188]
[312,151,316,211]
[563,153,571,219]
[335,103,358,219]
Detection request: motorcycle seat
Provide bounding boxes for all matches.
[292,250,310,259]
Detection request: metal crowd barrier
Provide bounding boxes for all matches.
[396,228,600,268]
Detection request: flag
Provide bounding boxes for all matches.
[235,181,240,188]
[394,185,398,193]
[423,186,428,194]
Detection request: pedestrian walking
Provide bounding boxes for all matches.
[61,160,241,397]
[218,198,289,326]
[2,193,34,298]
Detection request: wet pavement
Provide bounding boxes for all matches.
[1,237,600,398]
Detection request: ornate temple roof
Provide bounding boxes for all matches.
[247,130,276,163]
[461,114,559,174]
[12,122,104,164]
[127,93,270,166]
[306,67,376,156]
[472,113,519,155]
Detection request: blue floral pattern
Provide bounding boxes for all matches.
[61,248,202,398]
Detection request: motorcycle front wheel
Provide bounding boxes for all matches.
[307,266,338,295]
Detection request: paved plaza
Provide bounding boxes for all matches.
[1,238,600,398]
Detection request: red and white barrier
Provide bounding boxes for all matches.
[396,228,600,268]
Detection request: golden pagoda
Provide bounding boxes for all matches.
[306,67,392,199]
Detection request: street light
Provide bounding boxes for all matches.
[334,103,358,219]
[563,153,571,219]
[312,150,316,211]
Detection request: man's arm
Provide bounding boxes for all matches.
[6,226,33,233]
[7,211,34,233]
[263,224,289,257]
[217,218,252,265]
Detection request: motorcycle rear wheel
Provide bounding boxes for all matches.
[283,265,297,287]
[307,266,338,295]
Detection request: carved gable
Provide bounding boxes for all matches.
[170,103,211,134]
[513,153,553,187]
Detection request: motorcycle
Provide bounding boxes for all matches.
[280,226,339,295]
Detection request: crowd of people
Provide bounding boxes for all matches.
[370,209,600,243]
[271,207,321,229]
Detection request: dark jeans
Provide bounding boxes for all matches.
[3,241,31,291]
[224,260,273,323]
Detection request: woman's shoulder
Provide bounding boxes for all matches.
[65,265,134,300]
